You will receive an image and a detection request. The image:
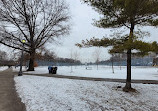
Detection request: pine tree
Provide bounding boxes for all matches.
[77,0,158,92]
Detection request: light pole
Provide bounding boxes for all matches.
[18,39,26,76]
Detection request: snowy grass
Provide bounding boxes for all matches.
[14,75,158,111]
[0,66,8,71]
[13,65,158,80]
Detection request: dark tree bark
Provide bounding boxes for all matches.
[124,49,132,90]
[123,23,135,91]
[119,54,122,70]
[28,49,35,71]
[111,54,114,73]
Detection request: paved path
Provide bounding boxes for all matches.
[21,73,158,84]
[0,68,26,111]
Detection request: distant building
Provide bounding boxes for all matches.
[99,53,156,66]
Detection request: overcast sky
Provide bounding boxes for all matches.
[2,0,158,63]
[48,0,116,63]
[46,0,158,63]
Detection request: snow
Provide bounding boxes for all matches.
[13,65,158,80]
[0,66,8,71]
[14,75,158,111]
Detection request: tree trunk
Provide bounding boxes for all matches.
[124,49,132,89]
[27,50,35,71]
[123,23,135,92]
[112,54,114,73]
[119,54,121,70]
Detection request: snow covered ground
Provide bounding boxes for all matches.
[14,75,158,111]
[13,65,158,80]
[0,66,8,71]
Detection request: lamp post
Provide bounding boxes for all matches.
[18,39,26,76]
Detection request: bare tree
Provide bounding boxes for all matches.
[119,53,122,70]
[93,48,101,70]
[0,0,70,71]
[70,49,73,72]
[73,51,80,68]
[73,51,80,61]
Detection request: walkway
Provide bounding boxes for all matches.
[22,73,158,84]
[0,68,26,111]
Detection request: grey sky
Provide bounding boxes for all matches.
[48,0,158,63]
[49,0,113,62]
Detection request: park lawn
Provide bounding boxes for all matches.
[14,75,158,111]
[14,66,158,80]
